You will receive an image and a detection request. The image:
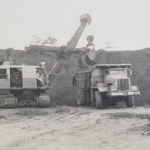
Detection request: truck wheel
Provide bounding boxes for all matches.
[85,90,91,106]
[126,95,134,107]
[95,90,103,109]
[112,101,117,106]
[77,90,86,106]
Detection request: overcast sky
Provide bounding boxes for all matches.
[0,0,150,51]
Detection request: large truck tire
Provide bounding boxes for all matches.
[95,90,103,109]
[111,101,117,106]
[38,95,50,108]
[103,101,117,106]
[85,90,91,106]
[126,95,134,107]
[77,90,86,106]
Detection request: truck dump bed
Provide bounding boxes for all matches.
[92,64,131,69]
[74,71,91,89]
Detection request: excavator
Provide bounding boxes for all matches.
[0,61,51,108]
[0,14,96,108]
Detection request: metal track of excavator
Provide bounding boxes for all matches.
[0,94,50,108]
[37,95,50,108]
[0,94,17,108]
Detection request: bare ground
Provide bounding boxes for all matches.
[0,105,150,150]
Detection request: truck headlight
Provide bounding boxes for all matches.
[110,86,117,92]
[131,86,138,91]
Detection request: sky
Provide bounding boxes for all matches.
[0,0,150,51]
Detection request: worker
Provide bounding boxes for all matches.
[80,35,96,67]
[36,71,44,86]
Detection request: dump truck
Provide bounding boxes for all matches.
[73,64,140,109]
[0,62,51,108]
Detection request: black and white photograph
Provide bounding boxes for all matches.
[0,0,150,149]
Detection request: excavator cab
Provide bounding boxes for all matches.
[0,64,50,108]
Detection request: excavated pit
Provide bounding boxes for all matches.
[0,48,150,106]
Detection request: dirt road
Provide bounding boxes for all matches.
[0,106,150,150]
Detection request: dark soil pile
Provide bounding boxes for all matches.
[0,48,150,106]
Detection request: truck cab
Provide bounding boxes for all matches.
[73,64,140,109]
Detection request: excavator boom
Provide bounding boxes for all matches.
[25,45,85,54]
[25,14,95,71]
[26,14,91,55]
[66,14,91,50]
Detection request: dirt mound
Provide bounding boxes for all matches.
[0,48,150,106]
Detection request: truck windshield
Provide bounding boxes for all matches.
[108,69,127,75]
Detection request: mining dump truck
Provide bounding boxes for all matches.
[73,64,140,109]
[0,62,50,108]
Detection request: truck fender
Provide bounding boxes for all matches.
[97,83,109,92]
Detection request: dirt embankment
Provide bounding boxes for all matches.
[0,48,150,106]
